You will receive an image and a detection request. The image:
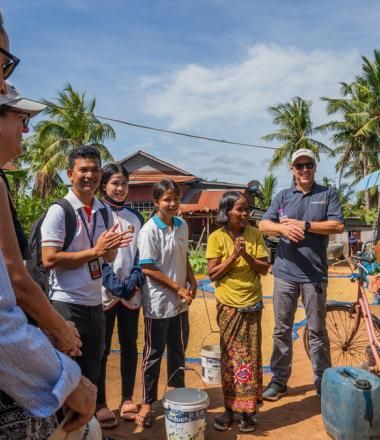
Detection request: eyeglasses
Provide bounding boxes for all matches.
[2,106,30,130]
[293,162,315,171]
[0,47,20,79]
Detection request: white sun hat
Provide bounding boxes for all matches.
[0,81,46,117]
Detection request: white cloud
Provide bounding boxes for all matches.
[141,44,360,131]
[136,44,360,185]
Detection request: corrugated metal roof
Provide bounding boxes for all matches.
[180,189,244,213]
[119,150,195,176]
[129,173,197,184]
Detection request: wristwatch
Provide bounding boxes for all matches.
[304,221,311,232]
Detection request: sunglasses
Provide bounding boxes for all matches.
[2,106,30,130]
[0,47,20,79]
[293,161,315,171]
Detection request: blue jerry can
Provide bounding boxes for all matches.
[321,367,380,440]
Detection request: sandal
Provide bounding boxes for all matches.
[120,400,138,421]
[239,413,257,433]
[214,409,233,431]
[135,405,153,428]
[96,407,118,429]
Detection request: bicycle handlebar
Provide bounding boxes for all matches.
[360,239,376,254]
[350,239,377,264]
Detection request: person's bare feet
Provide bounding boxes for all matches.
[135,403,153,428]
[119,400,138,421]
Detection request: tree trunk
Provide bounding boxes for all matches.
[361,151,370,209]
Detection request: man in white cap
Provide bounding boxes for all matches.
[259,148,344,400]
[0,11,96,438]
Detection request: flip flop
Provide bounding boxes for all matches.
[135,411,153,428]
[214,410,233,431]
[119,400,139,421]
[96,407,118,429]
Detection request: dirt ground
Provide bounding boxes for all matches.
[102,268,380,439]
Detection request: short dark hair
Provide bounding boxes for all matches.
[152,179,181,201]
[68,145,101,170]
[100,163,129,195]
[216,191,248,226]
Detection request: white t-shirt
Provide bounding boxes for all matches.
[41,189,113,306]
[138,214,189,319]
[101,205,144,310]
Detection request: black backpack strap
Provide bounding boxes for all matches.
[54,199,77,251]
[99,201,110,230]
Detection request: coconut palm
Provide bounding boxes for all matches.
[27,83,115,197]
[262,96,331,170]
[320,50,380,209]
[257,174,277,209]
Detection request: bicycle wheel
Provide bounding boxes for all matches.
[303,303,380,367]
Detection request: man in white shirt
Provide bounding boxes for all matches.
[41,145,131,384]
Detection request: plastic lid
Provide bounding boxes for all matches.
[164,388,208,406]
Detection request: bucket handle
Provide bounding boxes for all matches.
[200,330,219,350]
[164,366,207,397]
[200,286,218,333]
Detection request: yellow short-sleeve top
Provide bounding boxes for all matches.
[206,226,268,307]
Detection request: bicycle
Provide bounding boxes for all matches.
[303,239,380,374]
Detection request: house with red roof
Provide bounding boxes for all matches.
[119,150,265,243]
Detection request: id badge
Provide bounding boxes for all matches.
[88,258,102,279]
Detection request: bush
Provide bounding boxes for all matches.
[13,185,67,236]
[189,249,208,275]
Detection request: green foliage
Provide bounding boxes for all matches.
[140,211,152,223]
[256,174,277,209]
[262,96,331,170]
[321,50,380,208]
[13,185,68,235]
[342,205,378,225]
[21,83,115,198]
[188,249,208,275]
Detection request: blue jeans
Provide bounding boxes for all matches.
[270,277,331,389]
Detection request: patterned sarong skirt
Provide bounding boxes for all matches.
[217,303,263,414]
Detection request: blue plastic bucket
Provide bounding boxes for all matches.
[321,366,380,440]
[163,388,209,440]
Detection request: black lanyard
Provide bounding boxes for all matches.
[78,209,98,247]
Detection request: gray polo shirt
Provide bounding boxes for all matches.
[262,182,344,282]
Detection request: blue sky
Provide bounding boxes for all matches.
[3,0,380,191]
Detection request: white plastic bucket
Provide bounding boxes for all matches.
[201,344,221,384]
[163,388,209,440]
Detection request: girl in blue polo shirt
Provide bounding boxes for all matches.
[136,179,197,428]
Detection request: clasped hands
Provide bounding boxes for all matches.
[280,218,306,243]
[232,236,247,258]
[175,281,197,305]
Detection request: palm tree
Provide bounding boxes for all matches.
[320,50,380,209]
[257,174,277,209]
[262,96,331,170]
[27,83,115,197]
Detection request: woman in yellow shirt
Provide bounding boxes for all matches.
[206,191,269,433]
